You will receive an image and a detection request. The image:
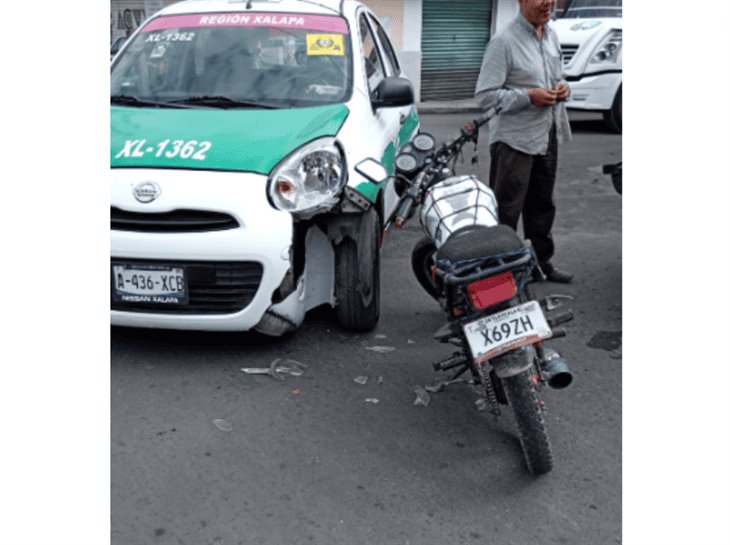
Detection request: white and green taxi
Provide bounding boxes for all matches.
[111,0,418,335]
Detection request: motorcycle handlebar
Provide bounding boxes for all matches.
[394,171,427,228]
[473,106,501,129]
[391,107,500,229]
[394,197,414,228]
[441,106,501,153]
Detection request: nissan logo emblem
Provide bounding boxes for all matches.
[133,181,161,203]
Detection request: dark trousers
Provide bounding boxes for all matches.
[489,128,558,266]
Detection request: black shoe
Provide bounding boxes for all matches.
[542,263,573,283]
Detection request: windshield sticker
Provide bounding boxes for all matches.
[115,139,213,161]
[306,34,344,56]
[143,13,349,34]
[149,43,169,59]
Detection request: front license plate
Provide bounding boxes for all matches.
[112,263,188,305]
[463,301,552,362]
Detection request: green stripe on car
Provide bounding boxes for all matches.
[111,104,350,174]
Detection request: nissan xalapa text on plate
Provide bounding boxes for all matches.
[111,0,419,335]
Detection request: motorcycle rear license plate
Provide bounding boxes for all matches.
[112,263,188,304]
[463,301,552,362]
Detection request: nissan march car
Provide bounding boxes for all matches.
[111,0,419,335]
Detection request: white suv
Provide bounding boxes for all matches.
[552,0,622,132]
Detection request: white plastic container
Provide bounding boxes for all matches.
[420,175,499,248]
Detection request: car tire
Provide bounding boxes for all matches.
[334,208,380,331]
[603,84,622,134]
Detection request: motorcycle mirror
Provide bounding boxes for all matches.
[355,158,389,184]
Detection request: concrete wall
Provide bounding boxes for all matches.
[493,0,519,36]
[363,0,405,51]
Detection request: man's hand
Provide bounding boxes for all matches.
[528,87,559,107]
[554,82,570,101]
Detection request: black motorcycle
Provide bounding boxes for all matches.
[355,109,574,475]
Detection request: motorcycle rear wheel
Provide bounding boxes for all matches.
[503,368,554,475]
[411,237,440,300]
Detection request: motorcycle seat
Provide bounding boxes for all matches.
[436,224,524,263]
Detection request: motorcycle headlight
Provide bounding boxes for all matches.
[412,133,436,152]
[395,152,418,174]
[267,137,346,218]
[590,30,622,64]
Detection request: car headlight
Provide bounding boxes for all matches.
[267,137,346,218]
[590,30,622,64]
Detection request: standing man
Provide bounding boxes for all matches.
[475,0,573,283]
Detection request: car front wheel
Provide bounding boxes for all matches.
[334,207,380,331]
[603,84,622,134]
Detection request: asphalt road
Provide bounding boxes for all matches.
[111,111,622,545]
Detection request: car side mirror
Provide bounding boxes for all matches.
[355,158,389,184]
[371,77,414,109]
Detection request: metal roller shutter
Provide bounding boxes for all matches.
[421,0,492,101]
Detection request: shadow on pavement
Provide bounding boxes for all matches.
[568,111,620,136]
[110,325,282,349]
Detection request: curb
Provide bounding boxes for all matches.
[416,100,482,114]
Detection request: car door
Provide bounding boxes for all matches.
[355,10,405,222]
[368,13,418,218]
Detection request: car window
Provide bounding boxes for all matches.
[110,13,353,108]
[358,13,385,94]
[367,14,400,76]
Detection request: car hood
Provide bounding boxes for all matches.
[552,17,622,46]
[111,104,349,174]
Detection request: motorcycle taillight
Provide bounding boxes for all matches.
[466,272,517,310]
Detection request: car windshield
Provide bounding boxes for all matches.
[111,12,352,109]
[561,0,622,18]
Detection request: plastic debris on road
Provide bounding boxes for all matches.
[375,334,387,339]
[425,381,446,393]
[365,346,396,353]
[425,377,467,393]
[354,375,369,385]
[475,398,488,412]
[212,419,233,432]
[365,398,380,404]
[240,367,272,375]
[377,375,384,385]
[413,386,431,407]
[241,358,307,380]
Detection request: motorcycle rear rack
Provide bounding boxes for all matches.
[436,245,539,291]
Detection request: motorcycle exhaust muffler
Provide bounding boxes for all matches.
[541,348,573,389]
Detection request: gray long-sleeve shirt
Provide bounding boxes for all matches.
[474,12,572,155]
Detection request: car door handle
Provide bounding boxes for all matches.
[399,113,406,124]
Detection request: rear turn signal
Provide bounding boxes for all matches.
[467,272,517,310]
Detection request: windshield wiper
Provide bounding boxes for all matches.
[111,95,191,109]
[168,96,280,109]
